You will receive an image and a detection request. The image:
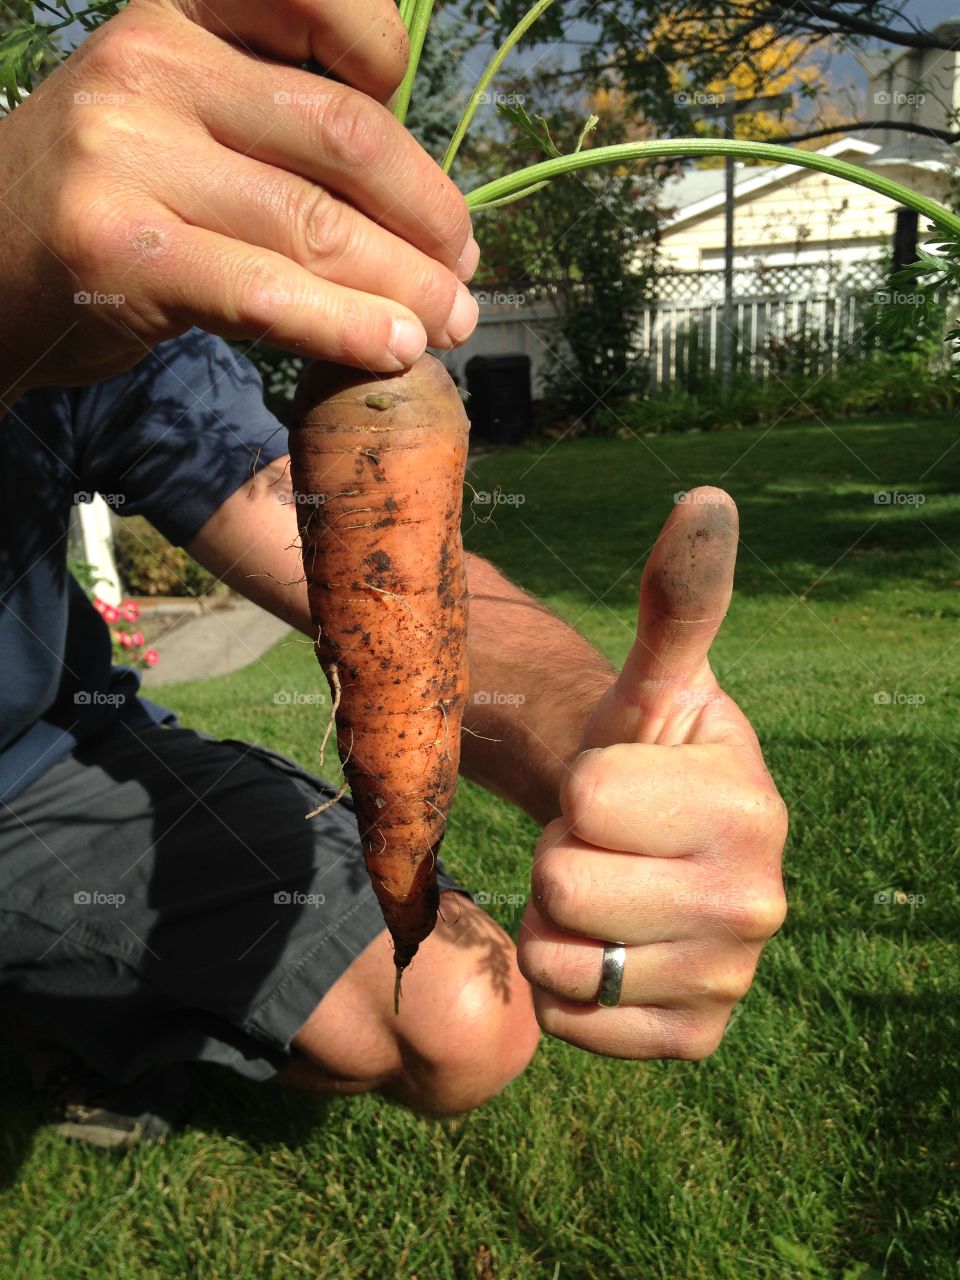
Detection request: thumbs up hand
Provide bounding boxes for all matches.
[518,489,788,1060]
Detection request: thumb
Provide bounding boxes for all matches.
[624,487,739,690]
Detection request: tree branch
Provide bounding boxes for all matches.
[777,119,960,144]
[753,1,960,51]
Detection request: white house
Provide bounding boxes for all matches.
[657,136,955,284]
[862,19,960,145]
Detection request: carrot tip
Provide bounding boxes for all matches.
[393,967,403,1016]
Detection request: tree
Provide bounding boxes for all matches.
[463,0,960,144]
[471,73,662,424]
[0,1,65,102]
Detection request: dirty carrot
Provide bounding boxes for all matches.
[290,355,470,1010]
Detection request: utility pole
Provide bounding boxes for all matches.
[689,91,794,385]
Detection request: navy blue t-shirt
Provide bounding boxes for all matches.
[0,330,289,803]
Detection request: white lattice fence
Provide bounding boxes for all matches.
[643,292,875,389]
[441,276,885,395]
[654,261,888,304]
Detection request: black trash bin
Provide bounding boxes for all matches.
[465,354,532,445]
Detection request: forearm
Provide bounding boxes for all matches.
[461,555,615,825]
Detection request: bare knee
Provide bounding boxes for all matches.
[388,908,542,1115]
[287,894,540,1115]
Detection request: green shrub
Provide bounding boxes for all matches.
[113,516,226,598]
[593,354,959,436]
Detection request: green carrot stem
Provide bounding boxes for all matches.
[392,0,435,125]
[465,138,960,237]
[469,178,552,208]
[441,0,559,175]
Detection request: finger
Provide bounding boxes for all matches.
[560,744,782,856]
[169,0,410,102]
[182,47,474,273]
[163,143,477,348]
[148,222,429,370]
[530,828,781,943]
[532,990,731,1061]
[627,487,739,690]
[518,904,760,1006]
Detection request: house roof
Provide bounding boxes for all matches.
[660,136,881,230]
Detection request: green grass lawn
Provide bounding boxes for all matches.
[3,412,959,1279]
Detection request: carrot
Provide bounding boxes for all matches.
[290,354,470,1010]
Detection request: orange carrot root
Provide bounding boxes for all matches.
[290,356,470,1003]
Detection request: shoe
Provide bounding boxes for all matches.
[20,1034,192,1149]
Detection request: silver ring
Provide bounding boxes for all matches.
[597,943,626,1007]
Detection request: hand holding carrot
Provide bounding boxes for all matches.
[0,0,478,402]
[518,488,788,1060]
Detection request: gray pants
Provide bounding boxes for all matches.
[0,724,468,1084]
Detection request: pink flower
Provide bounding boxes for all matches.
[120,600,140,621]
[119,632,134,649]
[143,649,159,667]
[131,631,144,647]
[93,597,107,615]
[102,605,119,624]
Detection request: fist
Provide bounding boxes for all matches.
[0,0,477,398]
[518,488,788,1060]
